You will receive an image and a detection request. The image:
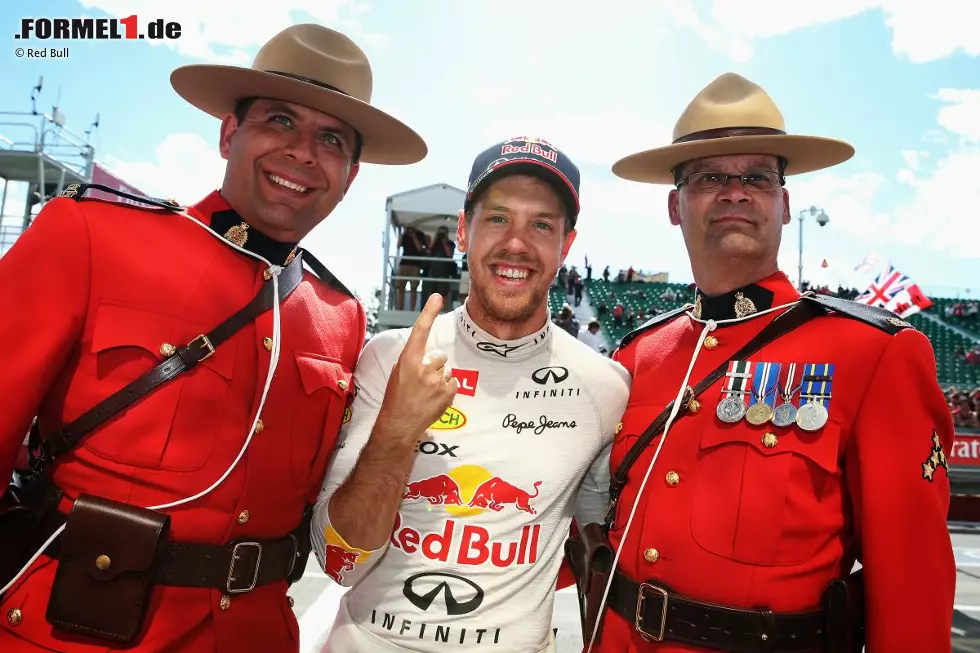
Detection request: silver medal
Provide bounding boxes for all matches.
[716,394,746,423]
[772,403,798,427]
[796,402,829,432]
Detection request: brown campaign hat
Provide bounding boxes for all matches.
[170,24,427,165]
[612,73,854,184]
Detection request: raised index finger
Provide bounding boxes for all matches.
[403,293,443,360]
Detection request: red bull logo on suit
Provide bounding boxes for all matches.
[395,464,543,567]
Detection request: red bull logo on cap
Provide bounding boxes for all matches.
[503,136,555,148]
[500,142,558,163]
[395,464,543,567]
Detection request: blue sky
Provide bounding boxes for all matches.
[2,0,978,301]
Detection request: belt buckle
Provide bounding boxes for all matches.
[188,334,216,361]
[635,582,668,642]
[226,541,263,594]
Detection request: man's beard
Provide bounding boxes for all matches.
[470,274,543,326]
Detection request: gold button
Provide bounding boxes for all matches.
[237,510,249,524]
[762,432,778,449]
[6,608,22,625]
[263,268,272,281]
[687,399,701,414]
[219,595,231,611]
[704,335,719,349]
[643,548,660,563]
[614,422,624,435]
[665,471,680,487]
[338,379,348,392]
[159,342,176,357]
[263,337,273,352]
[253,419,264,434]
[287,596,295,608]
[95,554,111,570]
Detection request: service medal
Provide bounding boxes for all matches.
[772,402,798,427]
[716,394,747,423]
[745,401,774,426]
[796,401,829,432]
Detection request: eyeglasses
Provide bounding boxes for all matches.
[676,171,785,193]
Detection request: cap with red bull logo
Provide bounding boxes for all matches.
[464,136,580,226]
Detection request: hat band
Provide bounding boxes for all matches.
[267,70,351,97]
[672,126,786,144]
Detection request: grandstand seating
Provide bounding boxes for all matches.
[573,279,980,390]
[548,286,567,316]
[930,297,980,340]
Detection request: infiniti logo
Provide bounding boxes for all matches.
[403,572,485,615]
[531,366,568,385]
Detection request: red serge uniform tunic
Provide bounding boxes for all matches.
[595,272,955,653]
[0,188,363,652]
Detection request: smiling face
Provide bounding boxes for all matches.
[667,153,791,281]
[457,174,576,337]
[218,98,361,242]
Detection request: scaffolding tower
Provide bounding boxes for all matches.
[0,76,98,256]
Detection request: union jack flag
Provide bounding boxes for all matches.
[856,263,932,318]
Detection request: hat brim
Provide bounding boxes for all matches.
[466,159,580,222]
[611,134,854,184]
[170,64,427,165]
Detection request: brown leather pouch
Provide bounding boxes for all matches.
[564,521,614,643]
[46,494,170,646]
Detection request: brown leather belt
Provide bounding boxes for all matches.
[40,511,306,594]
[608,571,826,652]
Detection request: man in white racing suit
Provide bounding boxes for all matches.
[311,137,631,652]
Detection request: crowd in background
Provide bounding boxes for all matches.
[950,387,980,430]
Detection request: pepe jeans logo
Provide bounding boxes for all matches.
[502,414,577,435]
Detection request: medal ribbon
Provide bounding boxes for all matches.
[750,362,780,410]
[722,360,752,407]
[801,363,835,408]
[777,362,802,405]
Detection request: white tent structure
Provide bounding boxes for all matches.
[377,183,468,331]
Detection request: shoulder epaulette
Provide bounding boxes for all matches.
[298,248,355,299]
[617,303,693,350]
[58,183,183,211]
[802,293,915,335]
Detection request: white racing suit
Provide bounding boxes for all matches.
[312,303,631,652]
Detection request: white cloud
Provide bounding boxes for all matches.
[673,0,980,63]
[782,87,980,274]
[78,0,387,64]
[99,133,225,204]
[933,89,980,141]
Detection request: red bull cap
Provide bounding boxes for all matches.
[464,136,581,227]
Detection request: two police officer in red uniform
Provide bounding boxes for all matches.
[584,74,955,652]
[0,24,425,652]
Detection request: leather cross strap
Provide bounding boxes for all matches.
[607,297,825,526]
[608,572,825,652]
[40,254,306,462]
